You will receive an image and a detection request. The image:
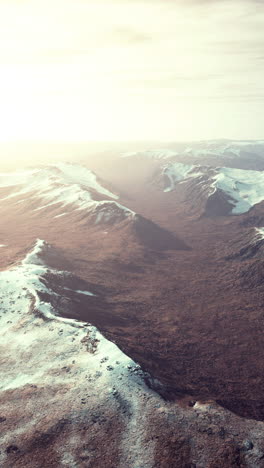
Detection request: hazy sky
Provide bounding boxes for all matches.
[0,0,264,142]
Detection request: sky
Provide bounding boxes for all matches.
[0,0,264,143]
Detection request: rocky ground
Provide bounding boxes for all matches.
[1,242,264,468]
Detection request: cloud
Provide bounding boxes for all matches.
[0,0,264,141]
[110,28,152,45]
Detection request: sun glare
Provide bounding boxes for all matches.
[0,0,263,145]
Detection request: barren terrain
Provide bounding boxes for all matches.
[1,141,264,466]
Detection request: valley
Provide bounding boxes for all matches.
[1,140,264,466]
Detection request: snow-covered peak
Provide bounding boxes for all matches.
[50,162,118,199]
[92,200,135,224]
[183,140,264,159]
[0,163,117,200]
[163,162,203,192]
[0,162,136,223]
[213,167,264,214]
[121,140,264,165]
[0,163,118,207]
[163,162,264,215]
[122,149,178,160]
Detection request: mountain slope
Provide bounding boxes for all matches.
[1,240,264,467]
[161,162,264,216]
[0,239,157,467]
[0,162,134,224]
[121,140,264,170]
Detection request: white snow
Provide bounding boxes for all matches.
[255,228,264,239]
[54,212,68,218]
[51,162,118,200]
[163,162,203,192]
[213,167,264,214]
[0,163,126,215]
[3,237,256,467]
[184,147,220,158]
[0,239,160,468]
[64,287,95,297]
[122,140,264,163]
[92,200,135,224]
[184,140,264,159]
[75,290,95,296]
[228,140,264,156]
[0,169,39,188]
[193,402,214,412]
[163,161,264,215]
[0,163,117,199]
[122,149,178,160]
[0,238,149,397]
[22,238,46,266]
[0,243,59,332]
[0,162,137,223]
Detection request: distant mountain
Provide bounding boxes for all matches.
[160,162,264,216]
[122,149,179,160]
[122,140,264,170]
[0,162,187,252]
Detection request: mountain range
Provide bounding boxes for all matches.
[1,140,264,467]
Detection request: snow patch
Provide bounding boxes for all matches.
[255,227,264,240]
[193,402,209,411]
[163,162,203,192]
[64,287,95,297]
[54,212,68,218]
[22,238,46,266]
[122,149,178,160]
